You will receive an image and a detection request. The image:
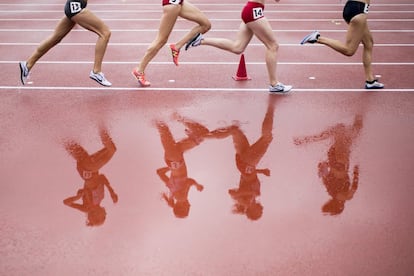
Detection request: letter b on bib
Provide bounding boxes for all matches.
[70,2,82,14]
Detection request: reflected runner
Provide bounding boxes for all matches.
[63,127,118,226]
[224,96,278,220]
[156,116,211,218]
[294,114,363,215]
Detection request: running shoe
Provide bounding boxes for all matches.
[185,33,203,51]
[89,71,112,86]
[269,82,292,94]
[132,68,151,87]
[19,61,29,85]
[300,31,320,44]
[365,79,384,89]
[169,44,180,66]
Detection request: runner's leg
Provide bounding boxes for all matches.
[138,5,180,72]
[26,17,75,70]
[175,1,211,50]
[72,9,111,73]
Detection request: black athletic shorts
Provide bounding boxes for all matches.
[64,0,87,19]
[343,0,369,24]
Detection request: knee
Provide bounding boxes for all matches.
[343,47,357,57]
[108,143,117,154]
[365,36,374,51]
[231,42,247,55]
[148,39,166,53]
[101,27,111,41]
[200,20,211,34]
[147,34,168,53]
[233,47,245,55]
[269,41,279,53]
[156,36,168,47]
[106,138,116,152]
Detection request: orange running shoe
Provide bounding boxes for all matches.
[169,44,180,66]
[132,68,150,87]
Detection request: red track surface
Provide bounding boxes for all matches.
[1,0,414,275]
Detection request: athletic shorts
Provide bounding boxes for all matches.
[162,0,183,6]
[64,0,87,19]
[241,1,265,24]
[343,0,369,23]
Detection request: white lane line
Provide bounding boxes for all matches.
[1,3,414,6]
[1,19,414,22]
[1,86,413,92]
[1,9,413,13]
[2,61,414,66]
[1,29,413,33]
[1,43,413,47]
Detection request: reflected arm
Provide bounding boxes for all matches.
[157,167,170,184]
[102,175,118,203]
[350,165,359,194]
[294,128,334,145]
[63,189,87,212]
[189,178,204,191]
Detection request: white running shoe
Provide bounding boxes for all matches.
[19,61,29,85]
[300,31,320,44]
[89,71,112,87]
[185,33,204,51]
[269,82,292,94]
[365,79,384,89]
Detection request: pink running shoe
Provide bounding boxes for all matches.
[169,44,180,66]
[132,68,150,87]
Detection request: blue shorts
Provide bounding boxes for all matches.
[64,0,87,19]
[343,0,369,23]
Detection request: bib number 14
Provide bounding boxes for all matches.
[252,7,264,20]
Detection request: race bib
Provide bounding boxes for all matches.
[169,0,181,5]
[169,161,182,170]
[245,165,255,174]
[252,7,264,20]
[82,170,93,180]
[364,4,369,13]
[70,2,82,14]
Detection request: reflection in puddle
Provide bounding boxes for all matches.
[155,114,237,218]
[215,96,277,220]
[63,127,118,226]
[294,114,363,215]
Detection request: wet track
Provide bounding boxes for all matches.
[1,0,414,275]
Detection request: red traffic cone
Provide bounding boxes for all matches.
[232,54,251,81]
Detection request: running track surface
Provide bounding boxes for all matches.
[1,0,414,275]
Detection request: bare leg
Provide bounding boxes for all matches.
[202,17,280,86]
[174,1,211,50]
[316,13,381,85]
[26,17,75,70]
[242,100,275,165]
[201,22,253,54]
[231,128,250,156]
[138,5,180,72]
[72,9,111,73]
[317,14,367,57]
[156,121,188,161]
[248,18,279,86]
[360,25,375,81]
